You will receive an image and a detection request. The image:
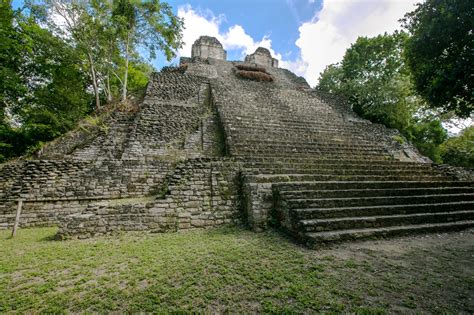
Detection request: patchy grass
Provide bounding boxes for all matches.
[0,227,472,313]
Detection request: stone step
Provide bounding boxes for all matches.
[235,138,381,147]
[286,193,474,209]
[231,121,352,129]
[291,201,474,220]
[231,130,382,140]
[233,138,384,149]
[229,137,385,148]
[304,220,474,247]
[239,157,426,166]
[299,210,474,233]
[233,152,393,160]
[243,167,437,176]
[230,127,382,138]
[228,126,381,141]
[234,151,392,160]
[227,114,349,124]
[247,174,452,184]
[279,187,474,199]
[228,119,369,127]
[229,122,366,132]
[273,181,473,192]
[232,145,389,155]
[244,161,433,171]
[231,126,380,140]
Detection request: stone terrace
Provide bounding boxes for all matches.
[0,36,472,246]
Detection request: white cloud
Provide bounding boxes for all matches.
[177,1,421,87]
[176,5,222,57]
[296,0,420,86]
[177,6,283,63]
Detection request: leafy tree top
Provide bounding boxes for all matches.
[402,0,473,118]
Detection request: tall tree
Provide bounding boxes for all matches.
[112,0,183,101]
[330,32,418,132]
[317,32,448,162]
[0,0,28,124]
[402,0,473,118]
[0,2,92,161]
[27,0,107,109]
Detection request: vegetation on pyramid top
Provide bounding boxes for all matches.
[235,70,274,82]
[235,64,268,73]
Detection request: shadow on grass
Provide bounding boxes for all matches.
[39,233,59,242]
[200,223,303,250]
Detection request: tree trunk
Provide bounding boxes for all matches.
[87,51,101,109]
[106,70,112,103]
[121,32,130,102]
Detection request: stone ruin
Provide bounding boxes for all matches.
[245,47,279,68]
[1,36,473,246]
[191,36,227,60]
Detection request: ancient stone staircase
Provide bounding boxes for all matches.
[210,59,474,246]
[71,111,136,160]
[273,180,474,247]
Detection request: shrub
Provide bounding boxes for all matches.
[440,126,474,167]
[235,70,273,82]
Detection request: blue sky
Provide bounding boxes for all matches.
[12,0,420,86]
[165,0,323,61]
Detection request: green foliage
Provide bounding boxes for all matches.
[113,0,184,61]
[316,64,343,94]
[402,0,473,118]
[112,0,183,100]
[318,32,415,129]
[0,3,93,161]
[440,126,474,167]
[339,32,416,132]
[109,59,154,99]
[392,135,405,144]
[0,1,182,161]
[0,1,28,123]
[0,125,25,162]
[317,32,448,162]
[409,119,447,163]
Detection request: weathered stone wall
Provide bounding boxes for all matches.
[1,159,170,201]
[191,36,227,61]
[124,72,221,159]
[0,65,227,230]
[0,199,94,229]
[57,159,242,238]
[0,159,171,229]
[146,71,202,101]
[245,47,278,68]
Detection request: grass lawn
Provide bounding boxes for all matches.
[0,226,473,313]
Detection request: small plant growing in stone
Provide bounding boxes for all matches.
[392,135,405,144]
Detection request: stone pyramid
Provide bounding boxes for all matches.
[1,36,472,246]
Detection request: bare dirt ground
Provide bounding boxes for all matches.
[308,228,474,313]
